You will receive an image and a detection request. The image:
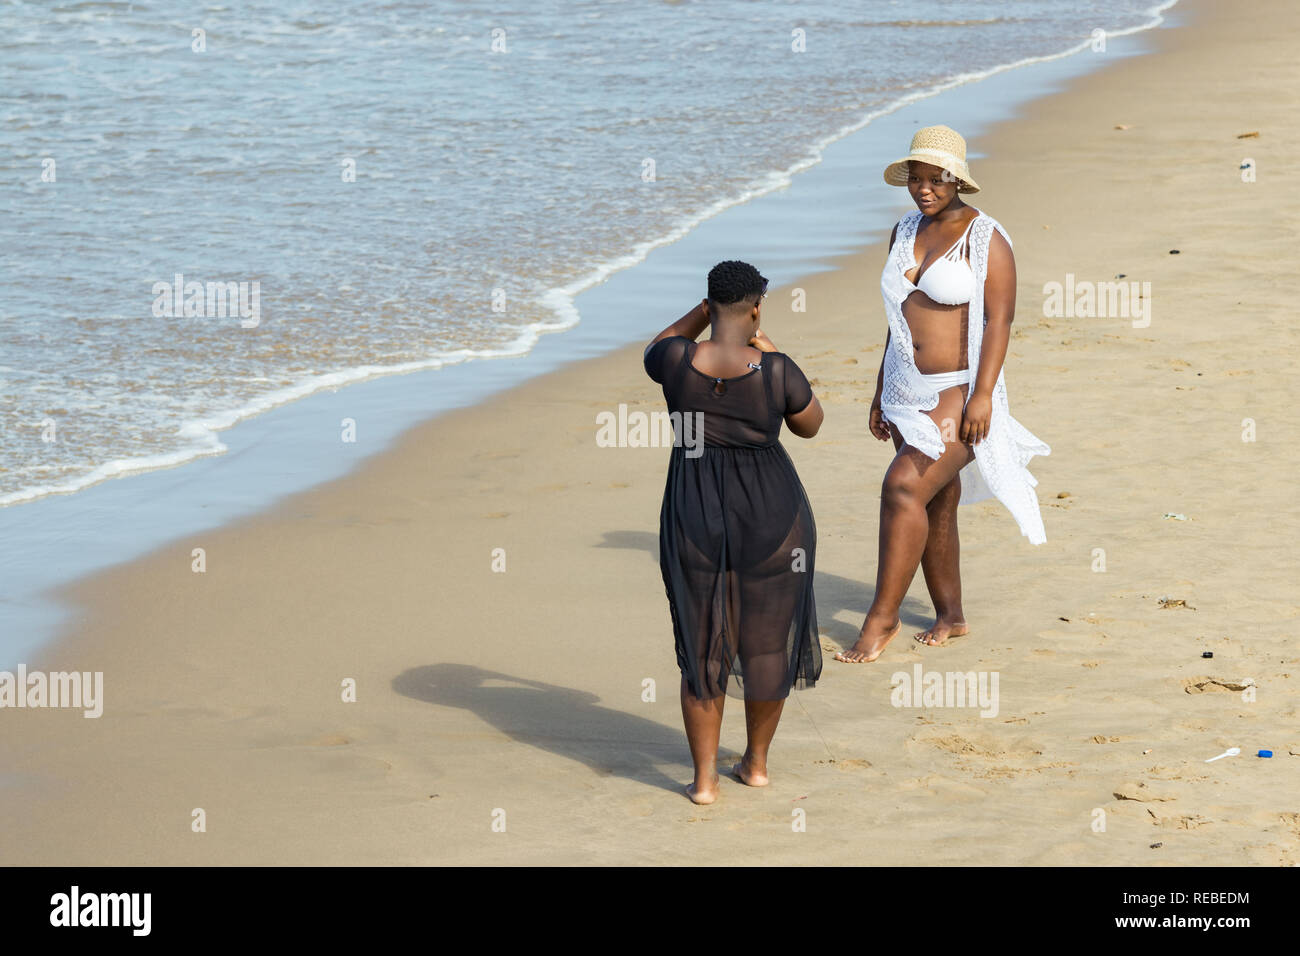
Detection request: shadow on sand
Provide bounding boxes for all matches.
[392,663,691,795]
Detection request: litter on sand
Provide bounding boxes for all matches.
[1205,747,1240,763]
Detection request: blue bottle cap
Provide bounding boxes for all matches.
[1257,750,1273,758]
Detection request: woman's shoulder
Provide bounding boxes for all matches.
[768,350,807,377]
[888,210,923,248]
[972,208,1012,247]
[648,334,693,353]
[643,335,692,382]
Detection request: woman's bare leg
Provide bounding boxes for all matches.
[836,385,973,663]
[680,676,723,803]
[881,427,969,645]
[915,474,969,645]
[733,698,784,786]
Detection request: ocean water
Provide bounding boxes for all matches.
[1,0,1176,507]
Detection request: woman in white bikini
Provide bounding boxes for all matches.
[836,125,1049,664]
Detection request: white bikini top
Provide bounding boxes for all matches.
[904,215,976,306]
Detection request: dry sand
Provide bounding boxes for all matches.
[2,0,1296,865]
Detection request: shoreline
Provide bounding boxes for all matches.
[1,9,1182,665]
[6,0,1300,866]
[0,1,1180,514]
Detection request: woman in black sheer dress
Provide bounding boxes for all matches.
[643,260,823,804]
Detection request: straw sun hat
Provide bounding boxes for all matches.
[883,125,980,194]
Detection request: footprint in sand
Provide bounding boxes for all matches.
[836,758,872,771]
[1182,676,1253,694]
[1111,781,1177,803]
[1145,809,1208,830]
[906,728,1044,760]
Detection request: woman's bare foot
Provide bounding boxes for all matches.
[686,772,720,804]
[731,755,769,787]
[834,618,902,663]
[914,618,969,646]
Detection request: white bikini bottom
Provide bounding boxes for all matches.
[920,368,972,392]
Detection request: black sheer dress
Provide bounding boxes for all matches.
[644,336,821,701]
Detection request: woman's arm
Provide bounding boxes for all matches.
[868,330,891,441]
[786,394,823,438]
[962,229,1015,445]
[869,224,900,442]
[874,334,889,394]
[644,300,710,359]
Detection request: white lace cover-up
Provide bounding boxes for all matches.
[879,210,1050,544]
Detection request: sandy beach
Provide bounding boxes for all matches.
[2,0,1297,866]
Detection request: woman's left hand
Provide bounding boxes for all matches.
[961,391,992,445]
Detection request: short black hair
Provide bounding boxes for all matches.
[707,260,767,308]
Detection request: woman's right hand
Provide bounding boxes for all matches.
[869,399,891,441]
